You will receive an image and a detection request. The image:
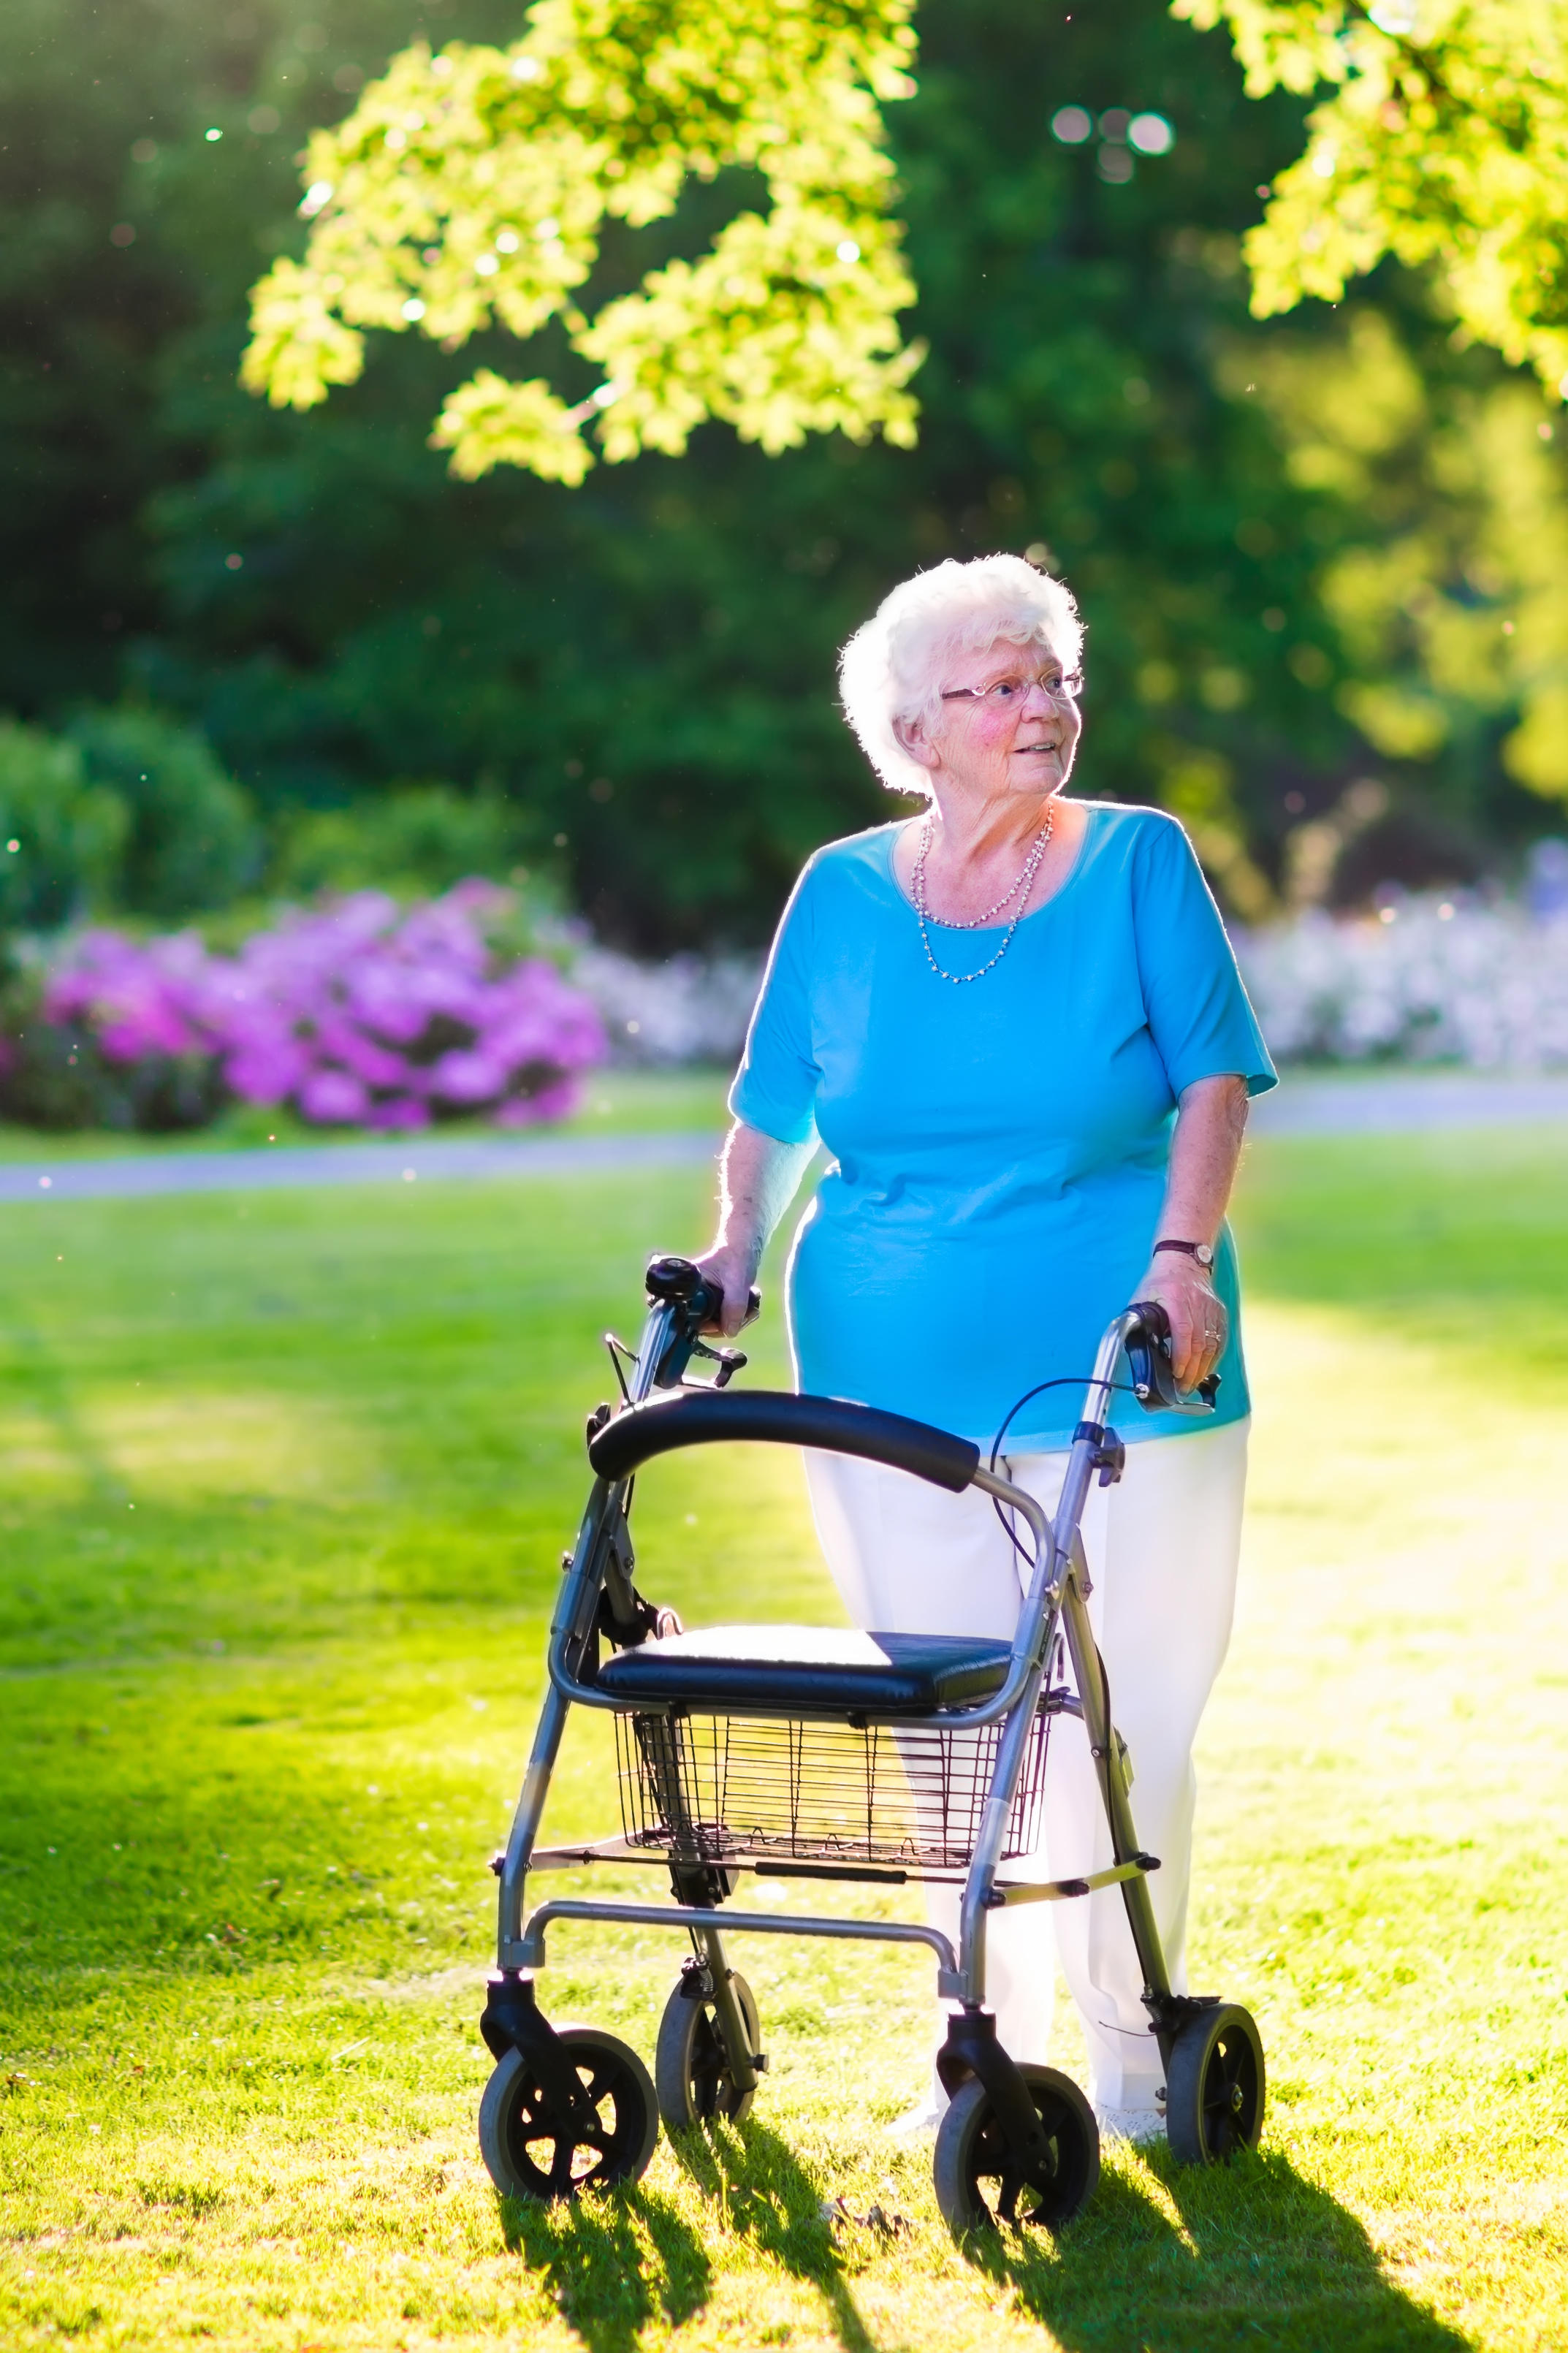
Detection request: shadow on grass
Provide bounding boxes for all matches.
[499,2181,712,2353]
[964,2143,1472,2353]
[495,2126,1469,2353]
[667,2116,880,2352]
[492,2116,883,2352]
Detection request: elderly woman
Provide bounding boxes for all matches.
[696,553,1276,2141]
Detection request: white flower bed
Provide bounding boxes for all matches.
[572,893,1568,1073]
[572,946,763,1066]
[1236,897,1568,1068]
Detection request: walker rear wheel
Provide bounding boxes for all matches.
[655,1966,762,2128]
[1165,2003,1266,2164]
[478,2026,658,2201]
[933,2064,1099,2234]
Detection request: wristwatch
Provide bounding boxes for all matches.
[1154,1238,1215,1270]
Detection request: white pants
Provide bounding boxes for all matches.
[803,1418,1249,2118]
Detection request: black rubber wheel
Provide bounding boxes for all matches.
[1165,2003,1266,2164]
[933,2064,1100,2234]
[477,2026,659,2201]
[655,1969,761,2129]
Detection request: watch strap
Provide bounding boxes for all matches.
[1153,1238,1214,1267]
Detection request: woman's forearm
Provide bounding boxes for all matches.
[715,1120,816,1262]
[1135,1075,1249,1390]
[697,1120,816,1333]
[1155,1075,1250,1245]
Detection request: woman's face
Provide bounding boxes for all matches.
[918,634,1082,803]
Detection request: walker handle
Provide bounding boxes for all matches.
[645,1253,761,1332]
[1125,1301,1220,1415]
[644,1254,760,1388]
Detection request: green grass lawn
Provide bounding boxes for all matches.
[1,1121,1564,2351]
[0,1066,731,1161]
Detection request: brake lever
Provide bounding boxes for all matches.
[685,1339,749,1390]
[1125,1300,1219,1415]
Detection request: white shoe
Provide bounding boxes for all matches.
[883,2098,946,2138]
[1095,2102,1166,2146]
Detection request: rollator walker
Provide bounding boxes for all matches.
[477,1256,1265,2231]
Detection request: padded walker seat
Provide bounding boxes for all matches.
[593,1624,1013,1717]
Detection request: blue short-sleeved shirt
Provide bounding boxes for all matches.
[729,803,1277,1452]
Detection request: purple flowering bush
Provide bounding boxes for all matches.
[19,884,606,1132]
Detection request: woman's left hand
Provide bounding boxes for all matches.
[1133,1255,1228,1394]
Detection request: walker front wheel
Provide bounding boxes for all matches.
[478,2026,658,2201]
[655,1966,761,2128]
[933,2064,1099,2234]
[1165,2003,1265,2164]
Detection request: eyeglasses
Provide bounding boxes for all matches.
[940,668,1082,708]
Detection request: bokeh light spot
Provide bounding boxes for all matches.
[1128,112,1174,154]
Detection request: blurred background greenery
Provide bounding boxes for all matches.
[3,0,1566,950]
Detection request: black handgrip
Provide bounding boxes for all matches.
[1125,1301,1219,1413]
[589,1387,981,1493]
[645,1252,760,1331]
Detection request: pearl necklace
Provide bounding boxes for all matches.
[911,809,1054,985]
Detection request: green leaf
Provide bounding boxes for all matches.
[242,0,922,476]
[1183,0,1568,400]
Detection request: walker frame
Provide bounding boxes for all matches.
[475,1257,1266,2228]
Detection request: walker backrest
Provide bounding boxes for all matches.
[587,1388,981,1493]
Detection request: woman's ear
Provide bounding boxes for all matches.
[892,710,941,772]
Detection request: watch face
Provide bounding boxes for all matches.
[1198,1244,1214,1267]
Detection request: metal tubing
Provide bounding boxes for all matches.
[496,1681,571,1962]
[631,1301,676,1402]
[950,1470,1065,2002]
[953,1660,1046,2003]
[956,1312,1172,2014]
[1056,1567,1172,2004]
[544,1482,620,1705]
[988,1857,1153,1906]
[698,1925,761,2097]
[929,1470,1053,1729]
[1040,1317,1129,1600]
[516,1896,962,1993]
[499,1479,617,1961]
[1084,1312,1142,1433]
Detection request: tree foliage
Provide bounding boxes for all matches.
[1176,0,1568,396]
[1236,303,1568,804]
[4,0,1565,951]
[0,726,126,933]
[243,0,923,478]
[0,711,258,927]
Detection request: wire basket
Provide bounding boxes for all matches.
[614,1706,1051,1880]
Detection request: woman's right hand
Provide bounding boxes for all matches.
[690,1244,760,1338]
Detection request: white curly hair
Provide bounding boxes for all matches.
[837,553,1084,800]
